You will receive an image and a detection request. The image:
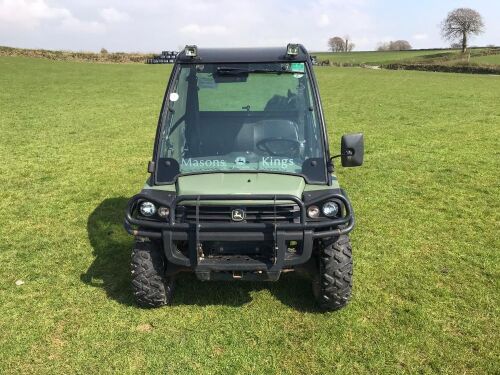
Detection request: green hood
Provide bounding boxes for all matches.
[176,173,306,198]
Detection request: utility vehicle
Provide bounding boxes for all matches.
[124,44,364,310]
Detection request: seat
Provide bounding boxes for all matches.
[234,119,299,153]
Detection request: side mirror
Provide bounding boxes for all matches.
[341,133,364,167]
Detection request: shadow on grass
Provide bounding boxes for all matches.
[82,197,136,306]
[173,272,320,312]
[83,197,321,312]
[419,52,457,60]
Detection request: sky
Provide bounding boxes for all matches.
[0,0,498,52]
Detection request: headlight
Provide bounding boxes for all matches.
[157,206,170,218]
[307,205,320,218]
[139,201,156,217]
[322,201,339,217]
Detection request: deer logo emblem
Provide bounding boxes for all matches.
[231,209,245,222]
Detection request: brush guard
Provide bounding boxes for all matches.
[125,193,354,281]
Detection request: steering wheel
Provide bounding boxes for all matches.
[256,137,300,157]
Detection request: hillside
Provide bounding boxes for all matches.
[2,45,499,74]
[314,48,500,67]
[314,49,455,65]
[0,46,152,63]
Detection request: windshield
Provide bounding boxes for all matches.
[156,62,327,183]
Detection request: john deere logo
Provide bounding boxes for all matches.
[231,208,245,222]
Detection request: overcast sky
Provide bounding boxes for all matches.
[0,0,498,52]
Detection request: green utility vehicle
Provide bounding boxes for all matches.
[125,44,364,310]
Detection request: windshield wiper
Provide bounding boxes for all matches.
[216,67,295,75]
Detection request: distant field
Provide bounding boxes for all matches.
[314,49,500,67]
[0,56,499,374]
[0,45,152,63]
[3,45,499,71]
[470,54,500,65]
[313,50,456,65]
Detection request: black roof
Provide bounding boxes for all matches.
[176,45,310,63]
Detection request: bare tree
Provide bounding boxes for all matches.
[377,40,412,51]
[441,8,484,53]
[344,35,350,53]
[376,42,389,52]
[342,35,355,52]
[328,36,345,52]
[391,40,412,50]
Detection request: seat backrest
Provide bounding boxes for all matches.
[234,119,299,153]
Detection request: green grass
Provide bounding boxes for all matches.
[315,49,500,67]
[0,56,499,374]
[314,49,456,65]
[470,54,500,65]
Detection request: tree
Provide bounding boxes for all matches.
[441,8,484,53]
[391,40,412,50]
[343,35,355,52]
[328,36,345,52]
[377,40,412,51]
[100,48,108,54]
[376,42,389,51]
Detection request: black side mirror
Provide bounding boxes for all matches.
[341,133,364,167]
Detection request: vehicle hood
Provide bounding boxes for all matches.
[176,173,306,198]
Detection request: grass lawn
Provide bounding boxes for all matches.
[0,57,499,374]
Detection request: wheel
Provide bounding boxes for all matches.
[313,235,353,311]
[130,240,174,307]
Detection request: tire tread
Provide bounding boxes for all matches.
[316,235,353,311]
[130,241,173,308]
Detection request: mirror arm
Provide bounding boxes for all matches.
[330,149,354,160]
[328,149,354,172]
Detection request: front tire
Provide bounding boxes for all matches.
[131,241,174,307]
[313,235,353,311]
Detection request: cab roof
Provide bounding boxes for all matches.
[176,45,310,64]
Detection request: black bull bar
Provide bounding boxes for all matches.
[124,193,355,280]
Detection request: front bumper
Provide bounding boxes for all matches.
[124,192,355,280]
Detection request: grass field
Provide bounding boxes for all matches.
[0,56,499,374]
[470,54,500,65]
[315,49,500,67]
[314,49,456,65]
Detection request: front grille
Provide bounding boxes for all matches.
[175,204,300,224]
